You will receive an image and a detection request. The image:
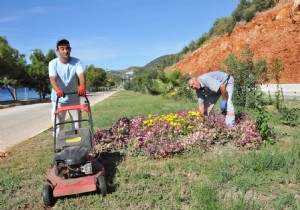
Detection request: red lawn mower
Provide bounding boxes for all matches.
[42,92,107,207]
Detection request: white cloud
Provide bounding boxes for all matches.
[26,7,46,14]
[0,7,45,23]
[0,16,17,22]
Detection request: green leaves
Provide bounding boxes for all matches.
[0,36,27,99]
[27,49,56,98]
[224,46,268,109]
[280,106,300,127]
[85,65,107,90]
[232,0,275,22]
[253,91,275,142]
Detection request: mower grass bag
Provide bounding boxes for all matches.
[56,127,93,151]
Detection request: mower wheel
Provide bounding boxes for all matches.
[42,184,54,207]
[97,176,107,196]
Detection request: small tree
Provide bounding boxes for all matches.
[85,65,108,91]
[253,0,276,12]
[223,46,277,143]
[232,0,276,22]
[27,49,56,98]
[0,36,27,100]
[232,0,252,22]
[223,46,269,109]
[125,68,160,94]
[195,33,209,48]
[209,17,236,37]
[188,41,197,52]
[269,58,284,111]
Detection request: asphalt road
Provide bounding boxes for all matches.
[0,90,117,152]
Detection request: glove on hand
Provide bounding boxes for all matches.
[56,88,65,98]
[78,85,86,96]
[220,100,227,111]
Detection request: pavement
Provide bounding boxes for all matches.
[260,84,300,100]
[0,90,118,152]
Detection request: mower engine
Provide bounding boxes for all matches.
[55,161,93,178]
[54,146,93,178]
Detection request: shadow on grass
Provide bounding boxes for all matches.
[97,151,125,193]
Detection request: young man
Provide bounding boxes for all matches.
[187,71,235,127]
[48,39,86,134]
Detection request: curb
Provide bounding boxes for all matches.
[0,98,50,109]
[0,104,18,109]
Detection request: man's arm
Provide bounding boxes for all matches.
[219,84,228,100]
[50,76,65,97]
[78,72,85,86]
[77,72,86,96]
[196,92,206,115]
[50,76,60,91]
[198,104,205,115]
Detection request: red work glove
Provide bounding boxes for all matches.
[56,88,65,98]
[78,85,86,96]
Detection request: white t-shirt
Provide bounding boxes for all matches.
[48,57,84,103]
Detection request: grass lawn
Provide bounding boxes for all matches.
[0,90,299,210]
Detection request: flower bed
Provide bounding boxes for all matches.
[94,111,262,158]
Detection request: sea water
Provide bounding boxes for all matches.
[0,87,50,101]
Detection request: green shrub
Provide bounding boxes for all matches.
[209,17,236,37]
[171,86,197,102]
[253,90,275,142]
[270,58,284,111]
[188,40,197,52]
[232,0,276,22]
[253,0,276,12]
[232,0,252,22]
[125,68,161,94]
[280,106,300,127]
[242,4,256,21]
[223,46,269,109]
[267,90,273,105]
[195,33,210,48]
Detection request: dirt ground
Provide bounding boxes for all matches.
[168,1,300,84]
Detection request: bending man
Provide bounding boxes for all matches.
[187,71,235,127]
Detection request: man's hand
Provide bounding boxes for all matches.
[56,88,65,98]
[220,100,227,111]
[78,85,86,96]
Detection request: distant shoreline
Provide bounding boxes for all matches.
[0,87,50,101]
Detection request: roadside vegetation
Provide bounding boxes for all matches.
[0,90,299,209]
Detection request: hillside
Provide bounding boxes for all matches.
[167,1,300,84]
[143,54,176,69]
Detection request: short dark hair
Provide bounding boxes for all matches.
[56,39,70,49]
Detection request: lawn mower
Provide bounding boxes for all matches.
[42,92,107,207]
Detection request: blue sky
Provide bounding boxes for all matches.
[1,0,239,70]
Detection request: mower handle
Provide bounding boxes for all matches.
[55,92,89,107]
[53,92,94,153]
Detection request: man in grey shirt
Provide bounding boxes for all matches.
[187,71,235,127]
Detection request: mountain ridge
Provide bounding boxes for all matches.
[167,1,300,84]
